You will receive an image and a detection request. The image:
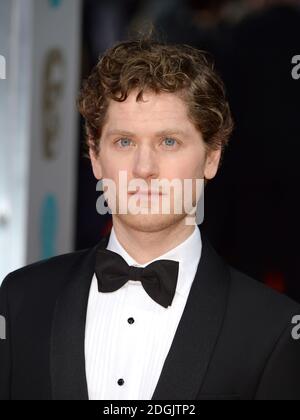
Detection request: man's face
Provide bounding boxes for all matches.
[90,89,221,232]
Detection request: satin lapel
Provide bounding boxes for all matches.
[50,236,109,400]
[151,230,231,400]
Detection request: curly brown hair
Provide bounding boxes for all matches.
[77,36,233,158]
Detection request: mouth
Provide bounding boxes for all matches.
[128,191,164,196]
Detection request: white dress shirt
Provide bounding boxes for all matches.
[85,224,202,400]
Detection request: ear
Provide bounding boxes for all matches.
[89,148,103,180]
[203,148,222,180]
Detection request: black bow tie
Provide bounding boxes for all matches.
[95,248,180,308]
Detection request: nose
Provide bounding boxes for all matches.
[131,144,159,180]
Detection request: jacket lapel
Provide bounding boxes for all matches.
[50,236,109,400]
[151,233,230,400]
[50,226,230,400]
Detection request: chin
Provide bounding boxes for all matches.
[114,213,188,233]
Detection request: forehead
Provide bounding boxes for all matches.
[103,90,191,132]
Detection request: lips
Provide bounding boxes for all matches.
[129,191,163,196]
[129,191,163,197]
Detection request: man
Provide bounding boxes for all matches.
[1,38,300,400]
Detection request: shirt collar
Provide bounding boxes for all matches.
[106,224,202,298]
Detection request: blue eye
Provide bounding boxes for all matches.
[117,138,132,148]
[163,138,177,147]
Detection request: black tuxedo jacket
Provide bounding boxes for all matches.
[1,227,300,400]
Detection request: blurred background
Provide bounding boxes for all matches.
[0,0,300,303]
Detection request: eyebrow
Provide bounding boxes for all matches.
[105,129,187,138]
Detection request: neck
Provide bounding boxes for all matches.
[111,217,196,265]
